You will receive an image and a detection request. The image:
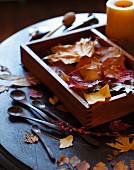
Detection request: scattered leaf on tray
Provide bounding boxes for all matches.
[0,85,9,93]
[0,65,11,74]
[93,162,108,170]
[29,89,43,98]
[109,120,130,131]
[106,136,134,152]
[113,161,129,170]
[76,160,90,170]
[84,84,111,105]
[24,131,39,144]
[59,135,73,149]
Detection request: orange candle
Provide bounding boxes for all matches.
[106,0,134,42]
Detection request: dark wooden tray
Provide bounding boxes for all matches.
[21,26,134,127]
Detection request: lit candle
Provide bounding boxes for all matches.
[106,0,134,42]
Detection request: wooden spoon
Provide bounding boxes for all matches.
[42,11,75,39]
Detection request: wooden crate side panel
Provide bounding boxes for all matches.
[91,93,134,127]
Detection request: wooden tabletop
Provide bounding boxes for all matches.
[0,13,133,170]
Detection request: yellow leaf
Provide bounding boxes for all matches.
[84,84,111,105]
[93,162,108,170]
[43,38,95,64]
[98,84,111,98]
[77,56,101,81]
[59,135,73,149]
[113,161,129,170]
[49,95,59,105]
[107,136,134,152]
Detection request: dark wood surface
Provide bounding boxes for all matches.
[0,13,134,170]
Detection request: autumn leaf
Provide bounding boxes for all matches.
[95,46,122,62]
[101,55,133,83]
[93,162,108,170]
[0,74,40,87]
[57,154,69,166]
[107,136,134,152]
[43,38,96,64]
[29,89,43,98]
[113,161,129,170]
[67,75,100,90]
[84,84,111,105]
[24,131,39,144]
[0,85,9,93]
[76,56,101,81]
[49,95,59,105]
[59,135,73,149]
[76,160,90,170]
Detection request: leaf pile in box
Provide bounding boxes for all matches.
[42,38,134,105]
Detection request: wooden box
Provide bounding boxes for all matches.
[21,26,134,128]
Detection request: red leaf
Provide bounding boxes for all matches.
[29,89,43,98]
[49,61,76,76]
[101,57,133,83]
[76,160,90,170]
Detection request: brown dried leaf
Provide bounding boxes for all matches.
[93,162,108,170]
[76,160,90,170]
[59,135,73,149]
[57,154,69,166]
[113,161,129,170]
[0,85,9,93]
[69,156,81,168]
[24,131,39,144]
[0,74,40,87]
[43,38,95,64]
[11,76,40,87]
[84,84,111,105]
[29,89,43,98]
[107,136,134,152]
